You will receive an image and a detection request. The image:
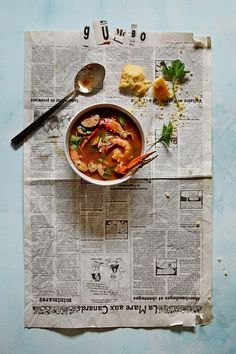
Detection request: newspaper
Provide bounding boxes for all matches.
[24,30,212,328]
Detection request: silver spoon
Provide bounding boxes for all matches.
[11,63,106,148]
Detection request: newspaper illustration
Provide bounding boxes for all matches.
[24,30,212,328]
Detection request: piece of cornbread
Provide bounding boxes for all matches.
[152,76,172,101]
[119,64,149,96]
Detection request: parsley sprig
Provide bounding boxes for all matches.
[103,166,114,179]
[162,59,189,107]
[70,135,84,150]
[149,122,173,150]
[158,122,173,146]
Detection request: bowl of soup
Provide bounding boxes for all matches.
[64,103,145,186]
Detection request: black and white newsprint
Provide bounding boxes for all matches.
[24,31,212,328]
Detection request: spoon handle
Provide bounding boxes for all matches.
[11,90,75,148]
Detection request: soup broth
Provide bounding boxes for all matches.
[68,108,142,181]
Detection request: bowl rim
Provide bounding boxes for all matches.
[64,102,145,186]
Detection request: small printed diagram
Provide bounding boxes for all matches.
[105,220,128,240]
[82,257,126,300]
[156,258,177,276]
[105,258,124,278]
[180,190,203,209]
[89,257,125,285]
[104,258,125,290]
[90,259,103,282]
[155,128,177,149]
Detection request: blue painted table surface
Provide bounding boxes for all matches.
[0,0,236,353]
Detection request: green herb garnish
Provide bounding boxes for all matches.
[149,122,173,149]
[162,59,189,107]
[70,135,84,151]
[98,130,106,141]
[103,166,114,179]
[98,153,106,163]
[159,122,173,146]
[70,135,82,145]
[118,116,126,127]
[80,125,92,134]
[71,144,78,150]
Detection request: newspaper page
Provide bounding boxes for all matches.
[24,30,212,328]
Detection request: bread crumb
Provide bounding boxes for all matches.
[177,102,186,112]
[195,220,201,227]
[127,108,135,115]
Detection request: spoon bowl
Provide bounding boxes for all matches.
[75,63,105,94]
[11,63,106,148]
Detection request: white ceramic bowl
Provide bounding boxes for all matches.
[64,103,145,186]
